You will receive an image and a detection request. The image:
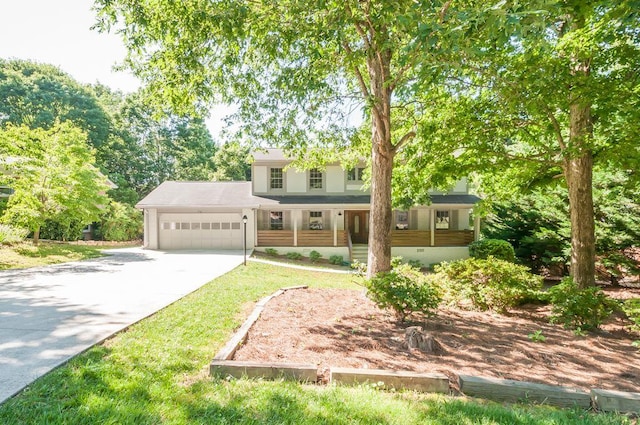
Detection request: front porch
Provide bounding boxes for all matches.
[254,207,477,251]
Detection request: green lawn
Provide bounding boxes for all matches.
[0,242,123,270]
[0,262,630,424]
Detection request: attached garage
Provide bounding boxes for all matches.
[136,181,259,251]
[158,213,243,250]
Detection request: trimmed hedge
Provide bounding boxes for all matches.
[435,257,542,312]
[469,239,516,262]
[364,264,441,321]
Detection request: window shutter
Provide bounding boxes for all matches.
[302,211,310,230]
[257,210,266,229]
[283,211,291,230]
[410,210,418,230]
[451,210,459,230]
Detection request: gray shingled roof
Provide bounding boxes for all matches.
[430,194,481,205]
[136,181,257,208]
[136,181,480,209]
[256,195,371,205]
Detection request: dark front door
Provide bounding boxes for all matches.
[347,211,369,244]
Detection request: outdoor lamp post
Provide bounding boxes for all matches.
[242,215,248,266]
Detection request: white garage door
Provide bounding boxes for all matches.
[158,213,243,250]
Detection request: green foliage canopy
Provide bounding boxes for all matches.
[0,122,109,244]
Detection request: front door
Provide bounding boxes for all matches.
[347,211,369,244]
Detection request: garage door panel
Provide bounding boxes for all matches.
[159,213,243,250]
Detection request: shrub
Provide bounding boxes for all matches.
[621,298,640,332]
[391,256,404,268]
[98,202,143,241]
[434,257,542,312]
[286,251,303,260]
[547,278,616,331]
[0,224,28,245]
[407,259,422,269]
[469,239,516,263]
[364,264,441,321]
[309,250,322,263]
[329,255,343,265]
[39,219,85,241]
[350,259,367,276]
[265,248,278,256]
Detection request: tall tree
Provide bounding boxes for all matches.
[0,122,109,244]
[395,1,640,287]
[95,0,480,277]
[211,142,251,182]
[0,59,112,149]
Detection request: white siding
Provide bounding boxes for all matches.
[346,183,364,191]
[458,209,470,230]
[253,166,268,193]
[286,169,307,193]
[148,208,158,249]
[417,209,429,231]
[453,178,468,193]
[326,165,345,193]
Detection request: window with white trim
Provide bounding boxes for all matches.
[435,210,450,229]
[309,168,323,189]
[270,211,283,230]
[395,211,409,230]
[270,167,283,189]
[309,211,323,230]
[347,167,365,181]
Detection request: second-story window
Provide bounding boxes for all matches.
[347,167,365,181]
[270,168,283,189]
[309,168,323,189]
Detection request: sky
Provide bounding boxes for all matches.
[0,0,227,135]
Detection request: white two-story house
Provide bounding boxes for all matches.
[136,149,480,264]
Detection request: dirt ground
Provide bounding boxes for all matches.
[233,286,640,392]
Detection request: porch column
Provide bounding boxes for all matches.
[474,215,481,241]
[430,209,435,247]
[254,210,258,247]
[293,213,298,246]
[333,210,338,246]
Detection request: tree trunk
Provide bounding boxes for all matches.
[365,45,394,279]
[565,111,596,288]
[33,227,40,245]
[367,141,394,278]
[564,37,596,288]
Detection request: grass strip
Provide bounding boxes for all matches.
[0,242,113,269]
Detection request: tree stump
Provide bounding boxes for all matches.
[405,326,443,354]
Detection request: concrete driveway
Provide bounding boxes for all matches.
[0,248,243,404]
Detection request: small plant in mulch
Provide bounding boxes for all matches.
[265,248,278,256]
[286,252,303,260]
[527,330,547,343]
[329,255,344,265]
[309,250,322,263]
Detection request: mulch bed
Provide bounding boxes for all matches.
[233,286,640,392]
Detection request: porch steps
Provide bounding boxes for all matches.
[351,244,368,263]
